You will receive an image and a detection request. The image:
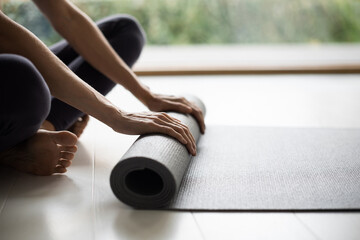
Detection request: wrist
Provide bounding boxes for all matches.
[116,67,154,107]
[109,108,127,133]
[134,83,155,107]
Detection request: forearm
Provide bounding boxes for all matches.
[35,0,153,105]
[0,11,122,130]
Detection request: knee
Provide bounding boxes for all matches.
[100,14,146,54]
[113,14,146,47]
[97,14,147,67]
[0,54,51,127]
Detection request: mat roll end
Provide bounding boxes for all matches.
[110,157,177,209]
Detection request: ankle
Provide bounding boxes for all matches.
[40,120,56,131]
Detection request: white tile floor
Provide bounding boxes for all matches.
[1,74,360,240]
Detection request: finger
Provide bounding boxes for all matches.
[156,114,197,154]
[187,102,206,134]
[167,101,192,114]
[160,108,197,143]
[169,96,187,103]
[54,165,67,174]
[153,117,194,149]
[193,109,205,134]
[59,159,72,168]
[154,123,196,156]
[158,94,178,101]
[162,125,195,156]
[172,120,196,150]
[156,101,202,135]
[152,122,188,145]
[60,151,75,161]
[173,123,196,155]
[173,123,196,156]
[178,98,205,133]
[158,113,193,139]
[158,112,182,123]
[156,109,197,152]
[156,113,193,140]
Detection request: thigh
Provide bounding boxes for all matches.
[0,54,51,152]
[49,14,146,68]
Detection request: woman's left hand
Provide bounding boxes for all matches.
[144,93,206,134]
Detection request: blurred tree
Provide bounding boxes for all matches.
[2,0,360,46]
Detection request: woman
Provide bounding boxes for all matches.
[0,0,205,176]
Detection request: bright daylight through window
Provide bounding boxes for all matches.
[2,0,360,74]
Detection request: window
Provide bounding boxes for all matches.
[3,0,360,45]
[2,0,360,74]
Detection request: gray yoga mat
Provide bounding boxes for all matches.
[110,97,360,210]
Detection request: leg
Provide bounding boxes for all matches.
[0,54,51,152]
[0,54,78,175]
[46,14,146,132]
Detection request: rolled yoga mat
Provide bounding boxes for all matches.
[110,97,360,210]
[110,96,206,209]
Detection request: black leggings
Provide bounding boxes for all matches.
[0,14,146,152]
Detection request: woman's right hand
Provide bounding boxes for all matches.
[114,111,197,156]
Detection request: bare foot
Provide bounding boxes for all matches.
[67,115,90,138]
[41,115,89,138]
[0,129,78,176]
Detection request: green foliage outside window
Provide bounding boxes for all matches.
[2,0,360,46]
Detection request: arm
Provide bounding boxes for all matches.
[0,11,196,155]
[32,0,205,133]
[33,0,150,102]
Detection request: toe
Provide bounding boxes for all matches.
[59,159,72,168]
[59,145,78,153]
[81,115,90,123]
[60,151,75,160]
[55,165,67,173]
[53,131,78,146]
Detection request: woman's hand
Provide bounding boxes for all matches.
[115,111,197,156]
[144,93,206,134]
